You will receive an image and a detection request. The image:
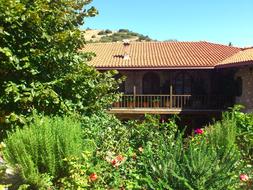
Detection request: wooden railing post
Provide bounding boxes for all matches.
[133,86,136,109]
[170,84,173,108]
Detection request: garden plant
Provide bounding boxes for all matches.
[0,0,252,189]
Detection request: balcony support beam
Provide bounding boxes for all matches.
[170,84,173,108]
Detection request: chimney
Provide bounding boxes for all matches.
[123,39,130,60]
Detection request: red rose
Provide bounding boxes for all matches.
[111,159,117,166]
[89,173,98,181]
[194,128,203,135]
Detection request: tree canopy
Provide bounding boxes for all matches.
[0,0,121,126]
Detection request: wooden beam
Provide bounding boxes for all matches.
[133,86,136,109]
[170,84,173,108]
[108,108,224,115]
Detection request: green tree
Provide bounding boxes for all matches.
[0,0,121,128]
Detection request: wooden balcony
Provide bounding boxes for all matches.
[109,94,234,115]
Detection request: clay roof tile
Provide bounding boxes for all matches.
[81,41,241,69]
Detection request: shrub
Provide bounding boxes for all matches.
[3,115,84,189]
[56,112,143,189]
[105,29,112,34]
[229,105,253,188]
[118,29,129,33]
[138,35,152,41]
[126,115,178,149]
[81,112,130,154]
[141,114,241,190]
[97,30,107,35]
[231,106,253,161]
[204,112,237,159]
[91,35,96,38]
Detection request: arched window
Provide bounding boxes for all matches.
[174,72,192,94]
[143,72,160,94]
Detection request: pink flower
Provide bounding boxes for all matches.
[194,128,204,135]
[240,174,249,182]
[89,173,98,181]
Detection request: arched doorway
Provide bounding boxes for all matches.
[143,72,160,94]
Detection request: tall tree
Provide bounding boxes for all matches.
[0,0,121,126]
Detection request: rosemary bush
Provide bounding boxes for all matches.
[3,115,84,189]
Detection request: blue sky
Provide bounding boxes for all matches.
[84,0,253,47]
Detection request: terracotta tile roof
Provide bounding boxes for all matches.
[217,48,253,67]
[81,41,240,69]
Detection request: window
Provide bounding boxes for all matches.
[173,72,192,94]
[235,77,242,96]
[143,72,160,94]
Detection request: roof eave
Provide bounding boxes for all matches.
[95,66,215,70]
[215,61,253,69]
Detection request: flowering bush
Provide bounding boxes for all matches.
[194,128,204,134]
[240,174,249,182]
[2,110,251,189]
[229,105,253,189]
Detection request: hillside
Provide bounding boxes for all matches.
[83,29,153,43]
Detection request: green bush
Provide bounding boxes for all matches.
[204,113,237,159]
[229,105,253,188]
[105,29,112,34]
[81,112,130,154]
[3,111,249,189]
[126,115,178,150]
[97,30,107,35]
[232,106,253,160]
[3,115,84,189]
[98,29,152,43]
[141,114,241,190]
[118,29,130,33]
[138,35,152,41]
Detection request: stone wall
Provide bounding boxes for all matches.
[235,66,253,113]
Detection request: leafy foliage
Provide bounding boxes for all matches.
[229,105,253,188]
[231,106,253,161]
[3,110,251,189]
[98,29,152,43]
[3,115,84,189]
[0,0,121,130]
[81,111,130,154]
[141,114,241,190]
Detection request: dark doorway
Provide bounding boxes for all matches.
[143,72,160,94]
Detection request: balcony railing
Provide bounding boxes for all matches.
[112,94,234,110]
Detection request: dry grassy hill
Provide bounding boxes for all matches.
[82,29,153,43]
